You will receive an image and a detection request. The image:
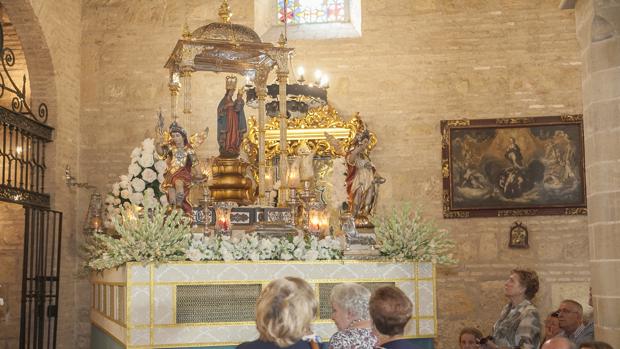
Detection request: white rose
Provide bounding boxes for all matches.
[128,163,141,177]
[221,249,233,261]
[154,160,166,174]
[293,247,304,259]
[142,168,157,183]
[129,192,143,205]
[122,202,131,209]
[138,153,154,168]
[120,189,130,199]
[119,175,130,189]
[142,138,155,152]
[112,183,120,196]
[303,250,319,261]
[130,147,141,159]
[131,177,146,193]
[114,198,121,205]
[187,248,205,262]
[144,188,155,198]
[158,173,165,183]
[280,252,293,261]
[105,195,114,204]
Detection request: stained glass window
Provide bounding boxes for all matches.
[277,0,348,25]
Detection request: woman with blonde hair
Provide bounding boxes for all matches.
[237,277,319,349]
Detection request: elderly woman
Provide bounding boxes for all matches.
[237,277,319,349]
[459,327,483,349]
[369,286,414,349]
[483,269,542,349]
[328,283,376,349]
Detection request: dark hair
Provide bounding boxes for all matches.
[511,268,539,300]
[459,327,483,342]
[369,286,413,337]
[580,342,614,349]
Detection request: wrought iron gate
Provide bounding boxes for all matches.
[19,207,62,349]
[0,14,60,349]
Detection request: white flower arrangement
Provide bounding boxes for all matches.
[372,204,457,265]
[104,138,168,228]
[85,205,191,271]
[186,234,344,262]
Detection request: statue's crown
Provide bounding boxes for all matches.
[169,120,187,138]
[226,75,237,90]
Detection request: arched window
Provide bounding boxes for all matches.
[276,0,348,25]
[255,0,361,41]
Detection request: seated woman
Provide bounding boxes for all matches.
[459,327,483,349]
[328,283,376,349]
[237,277,319,349]
[369,286,414,349]
[541,311,561,347]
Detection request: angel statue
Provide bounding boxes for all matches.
[155,111,209,216]
[217,76,247,158]
[325,128,386,228]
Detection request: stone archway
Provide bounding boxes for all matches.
[0,1,86,348]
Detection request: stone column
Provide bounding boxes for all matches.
[574,0,620,346]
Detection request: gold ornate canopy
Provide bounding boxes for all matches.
[242,105,377,164]
[164,0,293,205]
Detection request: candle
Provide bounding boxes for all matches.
[310,215,321,233]
[264,167,273,191]
[288,165,301,188]
[319,212,330,234]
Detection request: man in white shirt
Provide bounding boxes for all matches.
[557,299,594,346]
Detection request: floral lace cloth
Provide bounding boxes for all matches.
[329,327,377,349]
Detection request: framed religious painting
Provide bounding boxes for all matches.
[441,115,587,218]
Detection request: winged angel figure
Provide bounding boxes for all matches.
[155,110,209,215]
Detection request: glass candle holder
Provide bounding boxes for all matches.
[214,201,236,236]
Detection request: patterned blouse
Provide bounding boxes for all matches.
[492,299,541,349]
[329,327,377,349]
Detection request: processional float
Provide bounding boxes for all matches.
[163,0,384,245]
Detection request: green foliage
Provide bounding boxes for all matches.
[85,205,191,270]
[372,204,457,265]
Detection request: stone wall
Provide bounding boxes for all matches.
[0,202,25,349]
[575,0,620,347]
[77,1,589,348]
[2,0,85,348]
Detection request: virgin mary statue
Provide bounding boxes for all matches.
[217,76,247,158]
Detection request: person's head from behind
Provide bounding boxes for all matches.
[542,337,577,349]
[544,311,561,338]
[459,327,483,349]
[369,286,413,338]
[580,341,615,349]
[255,277,317,347]
[557,299,584,334]
[330,283,371,331]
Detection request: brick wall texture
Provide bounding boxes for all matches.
[1,0,607,348]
